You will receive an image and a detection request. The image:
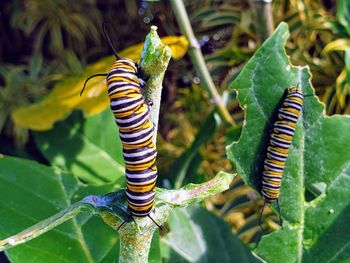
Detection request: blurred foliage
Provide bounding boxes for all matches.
[12,36,188,131]
[0,55,58,145]
[9,0,102,57]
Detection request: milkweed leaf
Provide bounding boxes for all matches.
[226,22,350,263]
[0,155,119,263]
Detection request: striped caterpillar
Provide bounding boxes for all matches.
[81,23,160,229]
[259,86,303,228]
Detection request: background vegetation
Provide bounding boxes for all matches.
[0,0,349,262]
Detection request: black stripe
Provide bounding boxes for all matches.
[126,173,157,183]
[110,96,143,111]
[116,108,149,128]
[120,126,154,144]
[123,149,157,163]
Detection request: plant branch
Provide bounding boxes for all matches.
[0,202,92,252]
[0,172,235,262]
[140,25,172,145]
[169,0,234,126]
[249,0,274,42]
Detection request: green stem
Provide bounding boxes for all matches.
[140,25,172,145]
[0,202,92,252]
[249,0,274,42]
[0,172,235,261]
[169,0,234,126]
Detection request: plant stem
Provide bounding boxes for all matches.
[140,25,172,145]
[169,0,234,126]
[249,0,274,42]
[0,172,235,261]
[0,202,91,251]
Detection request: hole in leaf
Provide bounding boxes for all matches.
[305,182,327,202]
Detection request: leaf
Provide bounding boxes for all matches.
[35,110,125,184]
[148,230,161,263]
[226,22,350,262]
[337,0,350,37]
[322,39,350,54]
[0,155,118,263]
[172,109,222,188]
[162,206,259,263]
[12,36,189,131]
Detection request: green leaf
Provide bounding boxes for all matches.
[0,155,118,263]
[35,110,125,184]
[226,22,350,262]
[337,0,350,37]
[172,109,222,188]
[162,206,258,263]
[148,230,161,263]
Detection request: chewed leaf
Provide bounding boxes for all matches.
[226,22,350,262]
[12,35,188,131]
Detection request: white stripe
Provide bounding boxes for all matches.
[271,134,291,144]
[126,170,157,179]
[264,165,283,172]
[274,127,294,136]
[263,176,282,182]
[123,148,155,158]
[120,126,153,139]
[116,109,148,124]
[279,109,299,118]
[125,153,156,164]
[278,113,298,122]
[110,96,142,107]
[126,178,157,186]
[112,101,144,114]
[265,161,284,169]
[270,139,290,148]
[267,153,287,162]
[107,72,138,81]
[126,191,155,200]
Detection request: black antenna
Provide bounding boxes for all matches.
[80,73,108,96]
[102,22,120,59]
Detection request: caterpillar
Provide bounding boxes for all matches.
[81,23,160,229]
[259,86,304,228]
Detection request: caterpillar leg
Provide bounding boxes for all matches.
[276,199,283,228]
[147,100,154,108]
[116,211,163,231]
[259,199,267,231]
[117,213,134,231]
[259,199,283,230]
[147,214,163,231]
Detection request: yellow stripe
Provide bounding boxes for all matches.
[126,159,156,171]
[122,139,153,149]
[108,76,138,84]
[119,121,152,133]
[109,91,140,99]
[127,182,156,193]
[128,201,154,212]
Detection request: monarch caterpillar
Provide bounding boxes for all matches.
[81,23,160,229]
[259,86,304,228]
